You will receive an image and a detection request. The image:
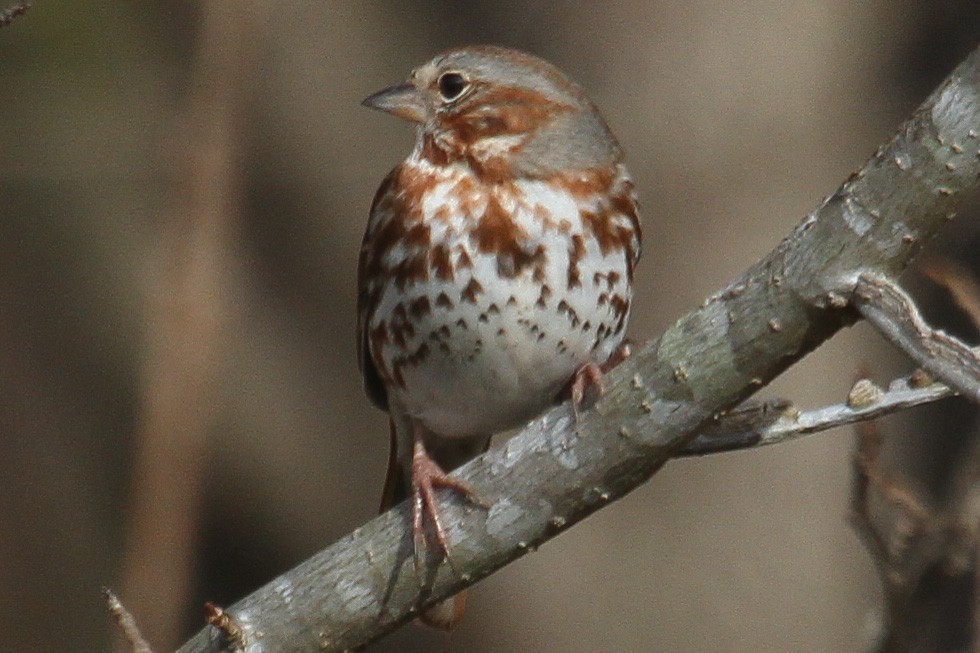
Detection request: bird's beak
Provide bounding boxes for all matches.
[362,81,426,123]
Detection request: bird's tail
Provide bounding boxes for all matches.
[418,590,467,630]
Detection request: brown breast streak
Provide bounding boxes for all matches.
[430,243,454,281]
[358,162,443,402]
[567,234,586,289]
[470,195,546,278]
[389,341,431,392]
[361,163,435,292]
[551,168,641,282]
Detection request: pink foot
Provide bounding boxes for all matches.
[568,341,632,420]
[410,430,484,578]
[570,361,603,418]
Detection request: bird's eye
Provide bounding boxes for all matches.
[437,72,469,102]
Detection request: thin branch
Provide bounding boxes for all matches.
[854,273,980,402]
[0,2,29,28]
[849,418,893,586]
[848,412,980,652]
[678,372,955,456]
[104,588,153,653]
[203,603,246,653]
[176,45,980,653]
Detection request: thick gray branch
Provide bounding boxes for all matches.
[177,46,980,652]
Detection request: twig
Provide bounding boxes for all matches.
[0,2,29,27]
[104,588,153,653]
[849,418,892,581]
[854,273,980,403]
[204,603,247,653]
[847,412,980,652]
[677,372,955,456]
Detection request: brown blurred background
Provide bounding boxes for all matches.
[1,2,979,652]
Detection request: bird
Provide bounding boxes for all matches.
[358,45,640,629]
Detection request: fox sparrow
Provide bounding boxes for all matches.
[358,46,641,628]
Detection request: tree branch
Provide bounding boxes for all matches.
[851,251,980,652]
[678,371,956,456]
[849,412,979,652]
[104,588,153,653]
[0,2,29,28]
[854,273,980,402]
[176,46,980,652]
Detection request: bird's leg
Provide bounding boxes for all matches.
[569,341,632,420]
[410,423,484,578]
[569,362,603,421]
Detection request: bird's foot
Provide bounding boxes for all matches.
[568,341,632,421]
[410,437,485,578]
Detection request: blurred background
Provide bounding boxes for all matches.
[1,1,979,652]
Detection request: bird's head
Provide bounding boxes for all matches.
[363,46,621,180]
